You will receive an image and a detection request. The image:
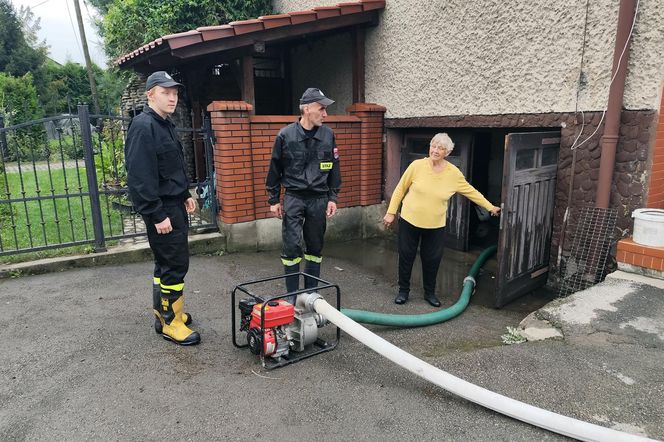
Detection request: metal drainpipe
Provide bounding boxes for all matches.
[595,0,637,208]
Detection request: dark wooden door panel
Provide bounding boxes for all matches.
[496,132,559,307]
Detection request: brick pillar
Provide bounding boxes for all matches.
[347,103,386,205]
[646,91,664,208]
[207,101,255,224]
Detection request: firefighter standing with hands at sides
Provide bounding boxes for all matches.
[266,88,342,301]
[125,71,200,346]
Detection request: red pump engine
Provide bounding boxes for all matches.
[248,300,294,356]
[239,296,326,360]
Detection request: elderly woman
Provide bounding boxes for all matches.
[383,133,500,307]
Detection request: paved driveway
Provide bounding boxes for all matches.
[1,240,662,441]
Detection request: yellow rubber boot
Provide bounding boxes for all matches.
[153,279,191,334]
[160,292,200,346]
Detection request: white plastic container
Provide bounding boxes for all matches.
[632,208,664,247]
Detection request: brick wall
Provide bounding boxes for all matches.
[207,101,385,224]
[646,91,664,208]
[617,238,664,273]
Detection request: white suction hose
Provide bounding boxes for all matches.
[312,297,657,442]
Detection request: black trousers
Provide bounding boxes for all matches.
[398,218,445,296]
[144,202,189,292]
[281,193,327,261]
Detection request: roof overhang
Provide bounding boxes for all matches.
[116,0,384,72]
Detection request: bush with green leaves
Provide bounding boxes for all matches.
[34,61,127,116]
[0,72,47,161]
[98,0,271,58]
[94,119,126,187]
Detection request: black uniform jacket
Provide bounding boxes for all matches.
[124,106,189,224]
[265,121,341,205]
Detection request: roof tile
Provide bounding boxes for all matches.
[259,14,292,29]
[162,30,203,50]
[117,1,384,67]
[359,0,385,11]
[197,24,235,41]
[229,18,264,35]
[288,10,318,25]
[337,2,363,14]
[313,6,341,19]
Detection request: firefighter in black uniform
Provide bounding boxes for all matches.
[125,71,200,346]
[266,88,342,300]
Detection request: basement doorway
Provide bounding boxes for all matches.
[398,128,560,307]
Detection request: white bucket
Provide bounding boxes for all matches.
[632,208,664,247]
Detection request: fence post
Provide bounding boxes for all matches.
[78,105,107,252]
[0,115,9,160]
[203,116,219,218]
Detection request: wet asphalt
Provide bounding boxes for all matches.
[0,238,662,441]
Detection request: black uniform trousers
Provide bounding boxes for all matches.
[398,218,445,297]
[143,201,189,292]
[281,193,327,260]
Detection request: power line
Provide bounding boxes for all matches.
[64,0,85,61]
[27,0,52,8]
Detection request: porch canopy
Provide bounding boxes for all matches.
[116,0,385,114]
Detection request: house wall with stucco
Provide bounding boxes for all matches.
[274,0,664,118]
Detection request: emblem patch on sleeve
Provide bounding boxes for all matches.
[320,162,333,170]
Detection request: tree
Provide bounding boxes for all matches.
[37,61,92,114]
[96,0,271,58]
[34,61,126,115]
[0,0,126,118]
[86,0,114,15]
[0,72,46,160]
[0,0,45,76]
[16,5,48,52]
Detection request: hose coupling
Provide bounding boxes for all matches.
[463,276,476,287]
[297,292,324,313]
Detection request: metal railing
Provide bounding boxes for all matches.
[0,105,217,256]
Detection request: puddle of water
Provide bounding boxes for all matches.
[325,237,555,313]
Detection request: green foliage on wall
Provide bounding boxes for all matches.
[98,0,271,58]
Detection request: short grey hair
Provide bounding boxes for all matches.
[299,103,307,114]
[431,133,454,153]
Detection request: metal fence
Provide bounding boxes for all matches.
[0,105,217,256]
[558,207,618,297]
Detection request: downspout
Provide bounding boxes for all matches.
[595,0,637,208]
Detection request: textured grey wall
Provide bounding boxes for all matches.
[274,0,664,117]
[289,33,353,115]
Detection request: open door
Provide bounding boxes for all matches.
[495,132,559,307]
[400,131,472,251]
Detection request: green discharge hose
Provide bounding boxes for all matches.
[340,246,497,327]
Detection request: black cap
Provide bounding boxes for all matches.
[145,71,183,91]
[299,88,334,106]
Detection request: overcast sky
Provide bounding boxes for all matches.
[10,0,107,68]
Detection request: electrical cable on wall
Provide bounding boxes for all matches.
[569,0,640,151]
[558,0,640,268]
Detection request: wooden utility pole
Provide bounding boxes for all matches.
[72,0,101,115]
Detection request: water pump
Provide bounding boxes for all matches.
[232,273,340,369]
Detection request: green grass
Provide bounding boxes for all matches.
[0,166,127,263]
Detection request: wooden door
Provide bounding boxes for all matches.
[495,132,559,307]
